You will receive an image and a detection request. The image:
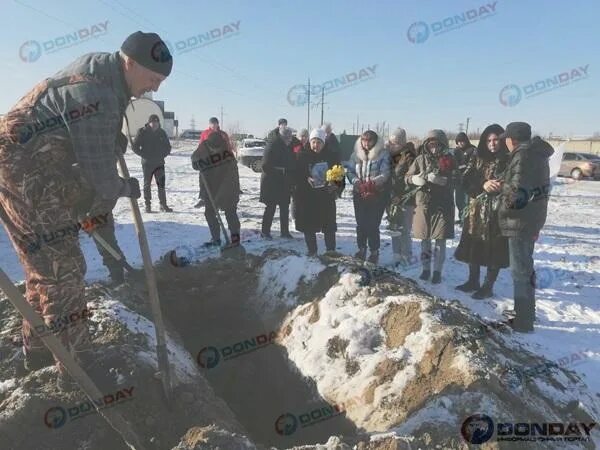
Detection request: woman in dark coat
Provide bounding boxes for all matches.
[294,128,342,256]
[405,129,455,284]
[260,126,296,239]
[191,132,241,246]
[455,124,510,299]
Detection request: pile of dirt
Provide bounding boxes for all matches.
[1,250,599,449]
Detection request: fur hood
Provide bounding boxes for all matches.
[354,136,386,162]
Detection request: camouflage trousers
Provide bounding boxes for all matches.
[0,81,92,373]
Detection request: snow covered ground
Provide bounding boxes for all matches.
[1,140,598,401]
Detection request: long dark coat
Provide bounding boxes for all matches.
[294,145,341,233]
[455,125,510,268]
[260,134,296,205]
[191,135,240,210]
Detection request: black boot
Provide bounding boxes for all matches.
[145,203,152,213]
[354,248,367,261]
[472,267,498,299]
[304,233,318,256]
[108,266,125,285]
[159,204,173,212]
[419,269,431,281]
[431,271,442,284]
[456,264,481,292]
[367,250,379,265]
[472,283,493,299]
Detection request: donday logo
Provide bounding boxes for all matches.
[19,40,42,62]
[407,22,430,44]
[275,413,298,436]
[287,85,309,107]
[197,346,220,369]
[499,84,522,106]
[44,406,68,429]
[462,414,495,444]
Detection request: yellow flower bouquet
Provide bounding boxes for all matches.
[326,165,345,184]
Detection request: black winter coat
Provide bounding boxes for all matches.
[260,134,296,205]
[191,139,240,210]
[132,125,171,166]
[455,125,510,267]
[498,137,554,237]
[294,145,341,233]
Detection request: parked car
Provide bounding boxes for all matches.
[559,152,600,180]
[237,138,266,172]
[179,130,201,141]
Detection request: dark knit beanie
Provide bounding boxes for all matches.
[121,31,173,76]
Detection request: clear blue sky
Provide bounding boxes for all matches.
[1,0,599,138]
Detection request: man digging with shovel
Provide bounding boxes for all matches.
[0,31,173,390]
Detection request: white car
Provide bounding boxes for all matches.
[237,138,267,172]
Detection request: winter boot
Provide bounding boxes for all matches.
[160,204,173,212]
[419,270,431,281]
[280,232,294,239]
[431,271,442,284]
[354,248,367,261]
[261,232,273,240]
[108,266,125,285]
[456,264,481,292]
[367,250,379,265]
[202,238,221,248]
[472,280,494,299]
[145,203,152,213]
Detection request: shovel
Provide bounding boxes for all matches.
[197,168,246,259]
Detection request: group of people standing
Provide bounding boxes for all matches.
[256,120,553,334]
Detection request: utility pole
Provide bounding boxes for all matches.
[190,115,196,131]
[307,78,311,131]
[465,117,471,134]
[220,105,224,128]
[458,123,464,133]
[356,115,359,135]
[320,87,325,126]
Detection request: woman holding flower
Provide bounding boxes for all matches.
[405,129,455,283]
[294,128,343,256]
[347,130,391,265]
[454,124,509,299]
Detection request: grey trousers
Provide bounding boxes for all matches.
[421,239,446,272]
[391,205,414,259]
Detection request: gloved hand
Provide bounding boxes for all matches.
[124,177,141,199]
[427,173,448,185]
[411,175,427,186]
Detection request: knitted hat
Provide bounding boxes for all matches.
[121,31,173,76]
[424,129,449,149]
[389,127,407,146]
[309,128,326,142]
[148,114,160,123]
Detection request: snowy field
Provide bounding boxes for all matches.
[1,140,598,400]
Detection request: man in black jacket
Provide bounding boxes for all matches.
[498,122,554,333]
[133,114,173,212]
